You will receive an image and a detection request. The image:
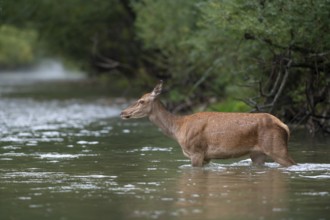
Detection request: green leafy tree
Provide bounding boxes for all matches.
[1,0,140,77]
[0,25,37,68]
[203,0,330,135]
[134,0,330,134]
[133,0,247,112]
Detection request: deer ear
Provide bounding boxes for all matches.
[151,80,163,98]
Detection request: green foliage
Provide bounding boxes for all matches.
[0,25,37,68]
[132,0,246,109]
[208,99,251,112]
[2,0,139,72]
[204,0,330,52]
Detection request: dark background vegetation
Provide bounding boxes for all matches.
[1,0,329,135]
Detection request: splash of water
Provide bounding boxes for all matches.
[179,159,330,179]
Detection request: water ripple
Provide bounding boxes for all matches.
[0,98,120,143]
[128,146,173,153]
[179,159,330,179]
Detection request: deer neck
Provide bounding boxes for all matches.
[148,99,181,140]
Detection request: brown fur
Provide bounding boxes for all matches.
[121,82,296,167]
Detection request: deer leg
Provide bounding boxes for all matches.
[269,153,296,167]
[191,154,204,167]
[262,145,296,167]
[250,152,267,166]
[260,131,296,167]
[203,158,211,165]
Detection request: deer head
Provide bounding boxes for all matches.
[120,81,163,119]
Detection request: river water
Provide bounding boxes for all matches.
[0,63,330,220]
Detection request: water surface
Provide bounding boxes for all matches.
[0,67,329,220]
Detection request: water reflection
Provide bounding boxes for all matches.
[175,167,289,220]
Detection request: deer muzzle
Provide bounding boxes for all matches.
[120,111,131,119]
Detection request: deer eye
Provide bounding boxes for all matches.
[138,100,145,105]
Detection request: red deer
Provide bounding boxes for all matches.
[120,81,296,167]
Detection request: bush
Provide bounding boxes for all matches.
[0,25,37,69]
